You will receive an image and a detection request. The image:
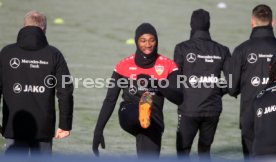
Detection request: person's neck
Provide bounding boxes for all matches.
[252,23,271,28]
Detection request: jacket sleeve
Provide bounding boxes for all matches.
[173,44,184,73]
[270,55,276,65]
[269,55,276,83]
[246,97,256,142]
[55,52,74,131]
[158,70,184,105]
[228,46,243,97]
[94,71,121,133]
[221,47,231,95]
[0,51,2,132]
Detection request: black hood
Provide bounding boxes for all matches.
[134,23,158,68]
[17,26,48,50]
[190,9,210,38]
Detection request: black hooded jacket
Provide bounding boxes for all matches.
[229,26,276,131]
[174,31,230,116]
[0,26,73,140]
[174,9,231,116]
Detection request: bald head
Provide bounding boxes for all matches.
[24,10,47,33]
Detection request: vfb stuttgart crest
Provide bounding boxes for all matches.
[155,65,164,76]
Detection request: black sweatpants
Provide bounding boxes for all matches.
[176,115,219,159]
[118,102,162,157]
[136,129,162,157]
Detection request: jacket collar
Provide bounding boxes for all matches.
[250,26,275,39]
[190,30,211,40]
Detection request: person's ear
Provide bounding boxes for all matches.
[271,19,275,27]
[251,16,255,28]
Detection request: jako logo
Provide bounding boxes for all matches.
[23,85,45,93]
[264,105,276,115]
[13,83,45,94]
[256,105,276,117]
[256,108,263,118]
[189,75,198,85]
[251,77,260,87]
[13,83,22,93]
[251,77,269,86]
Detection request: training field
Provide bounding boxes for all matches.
[1,0,276,160]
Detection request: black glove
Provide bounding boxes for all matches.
[92,131,105,157]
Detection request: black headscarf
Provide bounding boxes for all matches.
[190,9,210,38]
[134,23,158,68]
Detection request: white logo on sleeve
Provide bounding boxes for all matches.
[251,77,260,87]
[13,83,22,93]
[256,105,276,117]
[247,53,258,64]
[186,53,196,63]
[10,58,20,69]
[256,108,263,117]
[257,90,265,98]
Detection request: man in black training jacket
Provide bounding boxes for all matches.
[0,10,74,155]
[229,4,276,158]
[249,56,276,158]
[174,9,231,159]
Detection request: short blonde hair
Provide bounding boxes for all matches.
[24,10,47,32]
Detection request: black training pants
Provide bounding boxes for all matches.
[176,115,219,159]
[118,102,162,157]
[136,129,162,158]
[241,134,253,159]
